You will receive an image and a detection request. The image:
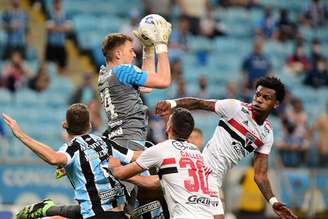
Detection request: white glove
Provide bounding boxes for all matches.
[133,29,153,47]
[139,20,172,54]
[133,29,155,59]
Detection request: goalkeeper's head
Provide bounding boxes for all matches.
[102,33,135,65]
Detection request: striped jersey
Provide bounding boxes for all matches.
[136,139,222,219]
[98,65,148,149]
[58,134,134,218]
[202,99,273,187]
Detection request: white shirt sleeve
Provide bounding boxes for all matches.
[136,143,164,169]
[57,143,75,166]
[255,127,274,155]
[215,99,241,119]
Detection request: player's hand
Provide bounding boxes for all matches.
[133,29,153,47]
[139,20,171,53]
[153,20,171,45]
[2,113,22,138]
[272,202,298,219]
[108,156,122,169]
[155,101,172,117]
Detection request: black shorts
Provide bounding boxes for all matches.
[87,211,128,219]
[45,44,67,67]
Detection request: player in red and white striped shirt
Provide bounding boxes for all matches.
[155,76,298,219]
[109,108,223,219]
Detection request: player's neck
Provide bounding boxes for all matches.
[170,134,186,142]
[107,60,122,69]
[67,132,89,141]
[252,112,269,125]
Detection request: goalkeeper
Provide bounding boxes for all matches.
[15,15,172,219]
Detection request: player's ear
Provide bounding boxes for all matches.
[62,120,68,130]
[89,122,92,131]
[115,48,122,60]
[273,100,280,109]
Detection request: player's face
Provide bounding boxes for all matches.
[188,131,204,150]
[121,41,136,64]
[252,86,279,116]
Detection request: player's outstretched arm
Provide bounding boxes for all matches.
[127,175,161,190]
[155,98,216,117]
[253,153,297,219]
[2,113,67,166]
[109,156,144,180]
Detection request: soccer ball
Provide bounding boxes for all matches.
[138,14,166,34]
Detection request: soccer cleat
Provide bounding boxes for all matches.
[14,199,54,219]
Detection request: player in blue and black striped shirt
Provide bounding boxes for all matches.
[3,103,150,219]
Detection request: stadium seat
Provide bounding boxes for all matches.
[280,170,310,209]
[0,89,13,106]
[0,211,13,219]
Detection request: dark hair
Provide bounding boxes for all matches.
[171,107,194,140]
[255,76,286,102]
[66,103,90,135]
[102,33,132,62]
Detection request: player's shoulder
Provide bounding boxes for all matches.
[155,139,172,148]
[218,98,241,105]
[113,64,142,72]
[240,101,252,112]
[224,99,245,110]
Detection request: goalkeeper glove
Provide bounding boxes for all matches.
[139,20,172,54]
[133,30,155,59]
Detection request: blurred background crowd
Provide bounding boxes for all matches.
[0,0,327,218]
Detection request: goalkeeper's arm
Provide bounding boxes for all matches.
[135,20,172,89]
[142,52,171,89]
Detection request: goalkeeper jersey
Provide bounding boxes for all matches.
[98,64,148,149]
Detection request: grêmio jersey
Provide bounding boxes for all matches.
[202,99,274,187]
[136,139,222,219]
[58,134,134,218]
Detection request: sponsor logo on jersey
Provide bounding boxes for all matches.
[132,200,163,217]
[99,185,123,200]
[172,141,198,151]
[107,127,123,139]
[108,120,123,128]
[186,195,219,207]
[232,141,246,156]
